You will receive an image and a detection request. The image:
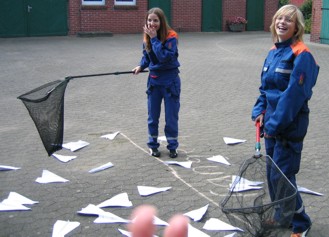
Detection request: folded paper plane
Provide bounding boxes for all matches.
[184,204,209,221]
[203,218,243,232]
[223,137,246,145]
[207,155,231,166]
[35,170,69,183]
[88,162,114,173]
[62,140,89,152]
[164,161,192,169]
[52,220,80,237]
[137,186,171,196]
[97,193,132,208]
[101,131,120,140]
[52,153,77,163]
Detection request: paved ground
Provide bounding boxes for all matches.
[0,32,328,237]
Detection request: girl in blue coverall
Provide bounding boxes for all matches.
[252,5,319,237]
[133,8,180,158]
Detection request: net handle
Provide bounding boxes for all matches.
[254,121,262,158]
[65,70,148,81]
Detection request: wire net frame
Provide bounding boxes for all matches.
[221,154,297,237]
[17,79,69,156]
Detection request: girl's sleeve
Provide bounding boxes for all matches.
[265,52,319,136]
[252,60,267,120]
[139,44,150,70]
[150,37,178,63]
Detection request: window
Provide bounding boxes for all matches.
[82,0,105,6]
[114,0,136,6]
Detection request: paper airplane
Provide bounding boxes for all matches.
[62,140,89,152]
[188,224,210,237]
[153,216,168,226]
[94,211,130,224]
[164,161,193,169]
[0,165,21,171]
[88,162,114,173]
[158,136,167,142]
[52,220,80,237]
[207,155,231,165]
[184,204,209,222]
[223,137,246,145]
[298,186,324,196]
[52,154,77,163]
[117,228,158,237]
[97,193,132,208]
[232,176,264,186]
[137,186,171,196]
[224,233,237,237]
[101,131,120,140]
[0,192,38,212]
[77,204,105,216]
[35,170,69,183]
[203,218,243,232]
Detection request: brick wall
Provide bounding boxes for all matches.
[311,0,322,43]
[68,0,279,35]
[172,0,202,32]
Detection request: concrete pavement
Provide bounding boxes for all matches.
[0,32,328,236]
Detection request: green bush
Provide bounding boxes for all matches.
[300,0,312,33]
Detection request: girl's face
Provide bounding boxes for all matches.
[275,14,296,42]
[147,13,160,31]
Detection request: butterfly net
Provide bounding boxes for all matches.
[221,155,297,237]
[17,79,69,156]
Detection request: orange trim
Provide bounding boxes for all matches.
[291,41,310,56]
[167,29,178,40]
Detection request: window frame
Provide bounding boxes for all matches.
[82,0,105,6]
[114,0,136,6]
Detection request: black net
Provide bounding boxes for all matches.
[221,155,297,237]
[17,80,69,156]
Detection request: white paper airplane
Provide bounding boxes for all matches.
[97,193,132,208]
[94,211,130,224]
[188,223,210,237]
[77,204,105,216]
[101,131,120,140]
[158,136,167,142]
[298,186,324,196]
[52,220,80,237]
[62,140,89,152]
[203,218,243,232]
[207,155,231,165]
[88,162,114,173]
[137,186,172,196]
[35,170,69,183]
[0,192,38,212]
[232,176,264,186]
[52,154,77,163]
[223,137,246,145]
[0,165,21,171]
[164,161,193,169]
[117,228,158,237]
[184,204,209,221]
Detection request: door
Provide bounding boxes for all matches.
[320,0,329,44]
[148,0,171,25]
[0,0,68,37]
[202,0,222,32]
[246,0,264,31]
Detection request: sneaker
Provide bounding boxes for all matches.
[169,149,177,158]
[290,227,311,237]
[150,148,160,157]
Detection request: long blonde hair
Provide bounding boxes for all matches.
[143,8,171,52]
[270,4,305,43]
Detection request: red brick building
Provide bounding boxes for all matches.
[68,0,279,35]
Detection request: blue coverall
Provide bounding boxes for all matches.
[252,38,319,233]
[139,30,181,150]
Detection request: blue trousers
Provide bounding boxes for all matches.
[146,77,180,150]
[265,138,311,233]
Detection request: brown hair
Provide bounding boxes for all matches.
[144,8,171,52]
[270,4,305,43]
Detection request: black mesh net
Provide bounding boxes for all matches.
[17,79,69,156]
[221,155,297,237]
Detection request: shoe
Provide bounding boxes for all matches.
[169,149,177,158]
[150,148,160,157]
[290,227,311,237]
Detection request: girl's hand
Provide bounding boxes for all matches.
[143,24,157,39]
[255,114,264,127]
[132,66,142,75]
